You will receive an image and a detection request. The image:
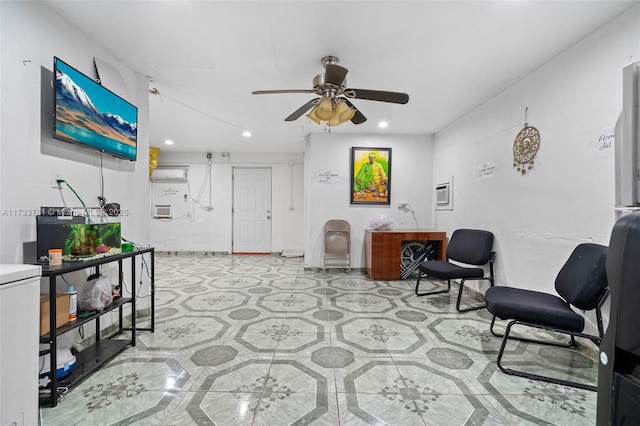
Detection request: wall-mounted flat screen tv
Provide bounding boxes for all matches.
[53,57,138,161]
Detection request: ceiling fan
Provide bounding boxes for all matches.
[252,56,409,126]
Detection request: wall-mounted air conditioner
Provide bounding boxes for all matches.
[435,177,453,211]
[153,205,172,219]
[151,166,189,182]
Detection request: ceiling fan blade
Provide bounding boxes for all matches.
[284,98,319,122]
[343,89,409,104]
[324,64,348,87]
[252,89,315,95]
[342,98,367,124]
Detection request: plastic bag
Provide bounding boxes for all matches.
[79,275,113,312]
[38,333,76,380]
[369,214,394,230]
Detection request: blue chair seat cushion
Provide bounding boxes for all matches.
[485,286,585,332]
[418,260,485,279]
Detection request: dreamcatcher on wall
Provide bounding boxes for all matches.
[513,107,540,175]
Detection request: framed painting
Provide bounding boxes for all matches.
[350,147,391,205]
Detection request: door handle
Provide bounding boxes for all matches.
[267,216,271,220]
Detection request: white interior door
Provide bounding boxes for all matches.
[233,167,272,253]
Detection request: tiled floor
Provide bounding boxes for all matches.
[41,254,600,425]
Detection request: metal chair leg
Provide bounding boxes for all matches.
[455,278,496,312]
[455,279,487,312]
[415,274,451,297]
[489,316,575,347]
[495,319,597,392]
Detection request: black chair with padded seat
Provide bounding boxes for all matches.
[415,228,495,312]
[485,243,609,391]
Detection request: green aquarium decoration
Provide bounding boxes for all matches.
[63,222,121,258]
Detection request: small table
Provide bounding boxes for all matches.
[365,229,447,280]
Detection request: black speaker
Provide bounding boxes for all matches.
[597,212,640,425]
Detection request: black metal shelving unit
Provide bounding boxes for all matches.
[37,247,154,407]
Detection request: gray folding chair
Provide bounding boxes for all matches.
[324,220,350,272]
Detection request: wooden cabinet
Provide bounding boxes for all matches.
[365,230,447,280]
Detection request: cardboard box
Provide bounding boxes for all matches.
[39,293,70,336]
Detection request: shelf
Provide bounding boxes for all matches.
[37,247,154,276]
[37,247,154,407]
[39,339,130,405]
[39,298,132,342]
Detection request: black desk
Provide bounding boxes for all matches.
[37,247,154,406]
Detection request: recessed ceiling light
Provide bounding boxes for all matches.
[378,121,389,129]
[242,131,252,137]
[164,140,174,145]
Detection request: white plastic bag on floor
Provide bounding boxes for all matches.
[369,214,394,230]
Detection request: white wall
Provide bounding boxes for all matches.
[432,5,640,327]
[149,151,305,253]
[1,1,151,261]
[304,133,434,269]
[0,1,151,320]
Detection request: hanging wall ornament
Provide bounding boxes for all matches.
[513,107,540,175]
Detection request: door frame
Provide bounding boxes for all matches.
[232,166,273,254]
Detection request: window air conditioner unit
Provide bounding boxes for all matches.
[151,166,189,182]
[436,184,450,205]
[435,177,453,210]
[153,205,172,219]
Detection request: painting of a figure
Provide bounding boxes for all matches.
[351,147,391,205]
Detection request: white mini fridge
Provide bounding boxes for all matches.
[0,264,41,426]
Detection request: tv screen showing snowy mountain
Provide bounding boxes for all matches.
[54,57,137,161]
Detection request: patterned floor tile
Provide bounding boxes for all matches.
[42,254,600,425]
[485,391,597,425]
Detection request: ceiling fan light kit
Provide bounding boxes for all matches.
[252,56,409,127]
[335,100,355,122]
[306,108,321,125]
[309,98,356,127]
[315,98,334,121]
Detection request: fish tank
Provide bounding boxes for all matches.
[36,215,121,262]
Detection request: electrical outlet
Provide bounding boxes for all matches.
[51,170,64,188]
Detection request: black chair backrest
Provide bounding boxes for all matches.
[555,243,608,311]
[446,229,494,265]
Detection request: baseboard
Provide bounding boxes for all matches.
[155,251,295,256]
[303,267,366,273]
[156,251,231,256]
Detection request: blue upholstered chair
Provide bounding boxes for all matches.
[415,229,495,312]
[485,243,609,391]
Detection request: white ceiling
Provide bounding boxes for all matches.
[43,0,638,154]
